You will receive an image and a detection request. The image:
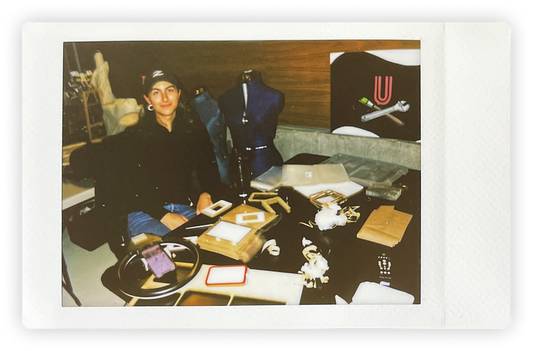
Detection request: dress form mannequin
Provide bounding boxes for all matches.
[191,86,231,184]
[218,70,285,179]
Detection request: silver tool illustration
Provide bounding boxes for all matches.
[361,100,410,122]
[358,97,404,126]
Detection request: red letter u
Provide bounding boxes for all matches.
[374,76,393,105]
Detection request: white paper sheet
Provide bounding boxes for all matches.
[294,180,364,198]
[205,221,251,243]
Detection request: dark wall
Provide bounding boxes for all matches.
[65,40,420,129]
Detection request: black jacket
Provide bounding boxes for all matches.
[69,104,227,255]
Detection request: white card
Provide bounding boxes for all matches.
[205,221,252,244]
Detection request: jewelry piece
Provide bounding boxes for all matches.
[147,104,154,111]
[309,190,347,209]
[248,192,291,214]
[340,205,361,223]
[299,245,329,288]
[299,220,315,228]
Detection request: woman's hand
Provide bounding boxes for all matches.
[196,192,213,215]
[160,212,189,230]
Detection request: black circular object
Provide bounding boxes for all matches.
[116,238,201,300]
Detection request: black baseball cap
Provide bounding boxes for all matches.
[143,69,182,95]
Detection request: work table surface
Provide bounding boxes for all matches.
[170,153,421,304]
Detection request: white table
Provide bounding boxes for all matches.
[62,180,95,210]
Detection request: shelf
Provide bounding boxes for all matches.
[82,88,105,140]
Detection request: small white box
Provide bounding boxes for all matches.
[201,200,232,218]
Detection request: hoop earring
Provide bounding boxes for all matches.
[147,104,154,111]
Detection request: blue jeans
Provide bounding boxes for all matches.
[127,203,197,238]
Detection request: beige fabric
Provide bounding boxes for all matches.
[91,52,115,104]
[90,52,143,135]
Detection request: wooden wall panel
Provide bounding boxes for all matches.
[70,40,419,129]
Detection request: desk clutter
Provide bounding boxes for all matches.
[100,153,419,306]
[249,154,414,244]
[251,154,409,202]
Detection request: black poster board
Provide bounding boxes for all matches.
[330,51,421,142]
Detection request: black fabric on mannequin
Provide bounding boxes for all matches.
[218,70,285,179]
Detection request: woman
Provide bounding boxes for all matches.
[126,69,225,237]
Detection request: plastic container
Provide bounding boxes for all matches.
[365,184,403,201]
[321,153,408,187]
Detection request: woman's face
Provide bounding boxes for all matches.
[144,81,181,117]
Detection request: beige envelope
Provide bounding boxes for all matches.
[356,205,413,247]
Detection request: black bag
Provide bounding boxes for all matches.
[66,199,107,251]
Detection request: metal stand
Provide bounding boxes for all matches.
[62,253,82,306]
